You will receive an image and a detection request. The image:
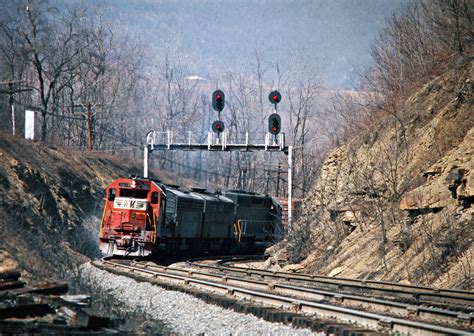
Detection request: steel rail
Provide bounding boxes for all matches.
[132,261,473,328]
[218,263,473,298]
[188,262,474,307]
[97,259,473,335]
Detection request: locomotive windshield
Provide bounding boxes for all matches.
[119,189,148,199]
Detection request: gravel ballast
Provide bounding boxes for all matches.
[79,262,321,335]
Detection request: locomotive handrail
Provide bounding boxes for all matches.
[234,220,275,241]
[144,210,159,244]
[99,200,110,237]
[233,222,242,242]
[146,213,153,242]
[152,210,158,243]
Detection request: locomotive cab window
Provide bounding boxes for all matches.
[119,188,148,199]
[151,191,159,204]
[108,188,116,201]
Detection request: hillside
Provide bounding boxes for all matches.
[277,56,473,289]
[0,136,191,282]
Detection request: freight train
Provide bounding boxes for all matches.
[99,176,283,256]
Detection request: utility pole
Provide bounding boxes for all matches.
[70,101,100,150]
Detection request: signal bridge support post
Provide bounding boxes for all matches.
[287,145,293,232]
[144,131,156,178]
[144,146,149,178]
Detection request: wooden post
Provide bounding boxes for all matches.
[8,82,14,136]
[276,163,281,197]
[86,102,92,150]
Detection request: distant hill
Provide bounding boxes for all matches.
[97,0,406,88]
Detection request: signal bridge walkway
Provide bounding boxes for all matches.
[145,131,288,153]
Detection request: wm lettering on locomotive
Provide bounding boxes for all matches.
[114,197,147,210]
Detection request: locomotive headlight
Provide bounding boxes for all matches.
[131,180,137,188]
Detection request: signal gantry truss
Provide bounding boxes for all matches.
[145,130,288,152]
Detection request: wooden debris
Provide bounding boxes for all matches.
[0,269,118,334]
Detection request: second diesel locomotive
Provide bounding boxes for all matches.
[99,176,282,256]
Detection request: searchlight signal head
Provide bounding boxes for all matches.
[212,120,225,133]
[212,90,225,112]
[268,90,281,105]
[268,114,281,135]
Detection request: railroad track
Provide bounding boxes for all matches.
[188,260,474,307]
[94,258,474,335]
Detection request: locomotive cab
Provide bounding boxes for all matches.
[99,177,163,256]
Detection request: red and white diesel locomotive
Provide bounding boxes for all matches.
[99,176,282,256]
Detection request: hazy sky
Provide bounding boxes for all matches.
[97,0,407,88]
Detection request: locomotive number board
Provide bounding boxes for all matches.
[114,197,147,210]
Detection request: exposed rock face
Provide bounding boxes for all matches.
[400,128,474,211]
[290,57,473,289]
[0,135,191,281]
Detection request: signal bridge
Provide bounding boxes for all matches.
[145,130,288,152]
[143,130,294,230]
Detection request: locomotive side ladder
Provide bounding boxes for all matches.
[143,130,294,231]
